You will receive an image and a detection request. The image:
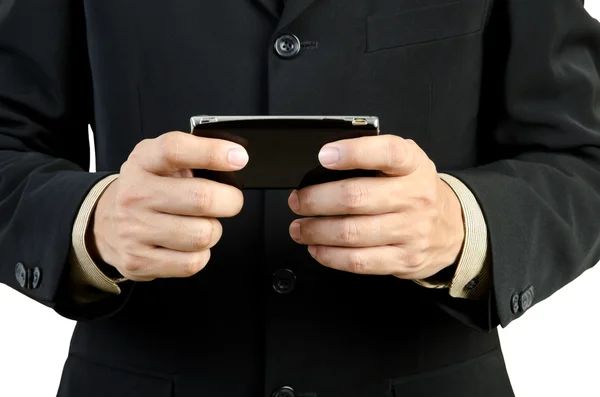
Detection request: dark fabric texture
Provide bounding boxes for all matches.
[56,354,174,397]
[1,0,600,396]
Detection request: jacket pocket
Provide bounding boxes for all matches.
[366,0,487,52]
[56,354,174,397]
[391,348,515,397]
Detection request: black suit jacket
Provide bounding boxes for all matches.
[1,0,600,396]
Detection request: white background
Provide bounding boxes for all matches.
[1,3,600,396]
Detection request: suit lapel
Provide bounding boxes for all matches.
[278,0,318,28]
[251,0,318,28]
[253,0,283,19]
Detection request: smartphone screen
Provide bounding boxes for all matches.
[191,117,379,190]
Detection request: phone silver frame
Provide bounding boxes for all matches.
[190,115,379,131]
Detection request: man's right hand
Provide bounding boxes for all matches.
[89,131,248,281]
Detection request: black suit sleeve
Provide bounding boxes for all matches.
[436,0,600,330]
[0,1,124,320]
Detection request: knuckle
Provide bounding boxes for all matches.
[191,222,213,249]
[425,157,437,173]
[404,138,417,148]
[417,185,438,207]
[339,180,369,210]
[115,225,131,241]
[157,133,181,164]
[182,260,200,276]
[406,251,427,270]
[427,205,440,220]
[119,160,134,176]
[206,146,223,168]
[114,218,137,238]
[184,251,210,275]
[113,207,131,228]
[119,161,145,182]
[338,219,361,244]
[129,139,150,161]
[115,188,143,208]
[120,239,139,255]
[404,139,420,160]
[210,219,223,243]
[393,247,408,264]
[121,254,145,274]
[348,252,368,274]
[413,238,430,255]
[299,191,317,213]
[193,186,214,211]
[414,220,434,239]
[388,138,408,167]
[391,247,411,272]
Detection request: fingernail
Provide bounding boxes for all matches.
[289,191,300,212]
[308,245,317,257]
[289,222,301,242]
[318,146,340,166]
[227,148,248,168]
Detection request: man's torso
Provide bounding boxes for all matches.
[59,1,514,396]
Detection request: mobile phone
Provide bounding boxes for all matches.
[189,115,380,189]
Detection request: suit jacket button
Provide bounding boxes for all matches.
[519,286,535,312]
[31,267,42,289]
[272,386,295,397]
[273,269,296,294]
[510,293,520,314]
[274,33,301,58]
[15,262,28,288]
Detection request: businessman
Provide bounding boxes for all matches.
[1,0,600,396]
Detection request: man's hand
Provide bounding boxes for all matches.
[90,131,248,281]
[288,135,465,280]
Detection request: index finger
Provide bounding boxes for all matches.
[133,131,249,175]
[317,135,422,176]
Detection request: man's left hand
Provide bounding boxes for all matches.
[288,135,465,280]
